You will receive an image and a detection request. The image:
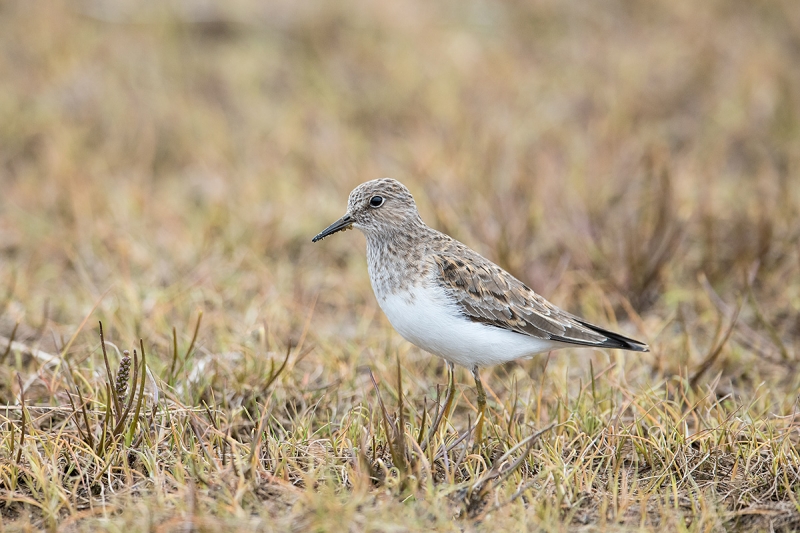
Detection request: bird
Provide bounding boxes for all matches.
[312,178,649,444]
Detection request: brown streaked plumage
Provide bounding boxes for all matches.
[433,250,645,350]
[313,177,650,443]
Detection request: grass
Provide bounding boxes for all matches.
[1,0,800,530]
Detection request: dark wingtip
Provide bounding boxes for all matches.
[622,340,650,353]
[577,320,650,353]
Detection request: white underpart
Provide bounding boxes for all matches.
[375,284,567,368]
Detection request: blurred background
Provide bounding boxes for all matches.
[1,0,799,398]
[2,1,800,528]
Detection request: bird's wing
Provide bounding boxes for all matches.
[432,252,646,350]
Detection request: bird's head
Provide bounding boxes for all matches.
[312,178,423,242]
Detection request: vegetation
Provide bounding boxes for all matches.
[1,0,799,530]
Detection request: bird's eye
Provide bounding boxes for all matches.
[369,195,384,208]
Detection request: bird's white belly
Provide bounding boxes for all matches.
[376,285,563,368]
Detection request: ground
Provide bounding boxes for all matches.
[1,0,800,531]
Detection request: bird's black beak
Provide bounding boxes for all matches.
[312,213,354,242]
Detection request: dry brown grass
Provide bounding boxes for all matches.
[1,0,800,531]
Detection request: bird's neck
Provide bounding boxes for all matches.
[365,224,433,297]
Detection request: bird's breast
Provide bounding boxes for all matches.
[365,238,428,297]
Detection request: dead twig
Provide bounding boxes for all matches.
[0,321,19,365]
[15,373,27,464]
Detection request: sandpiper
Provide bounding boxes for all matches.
[312,178,649,443]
